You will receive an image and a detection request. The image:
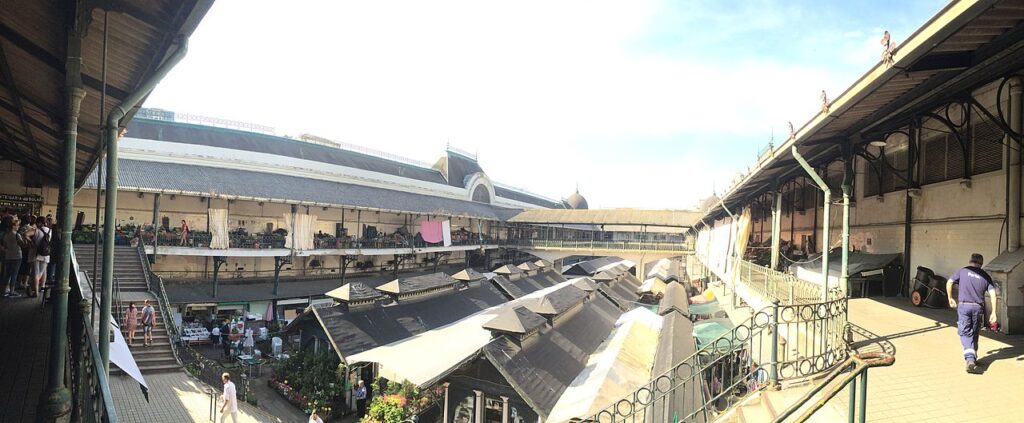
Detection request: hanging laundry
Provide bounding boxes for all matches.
[442,220,452,247]
[421,220,443,244]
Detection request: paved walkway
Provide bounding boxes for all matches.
[836,297,1024,422]
[0,293,51,423]
[110,371,283,423]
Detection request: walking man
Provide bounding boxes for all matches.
[946,253,998,374]
[141,299,155,347]
[220,372,238,423]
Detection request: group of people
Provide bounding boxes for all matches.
[1,212,54,299]
[122,299,156,347]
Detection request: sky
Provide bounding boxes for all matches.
[144,0,946,210]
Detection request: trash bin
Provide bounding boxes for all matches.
[912,266,949,308]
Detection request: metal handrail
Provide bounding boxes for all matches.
[137,242,183,366]
[773,352,895,423]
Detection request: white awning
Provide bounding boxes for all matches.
[110,321,149,400]
[276,298,309,306]
[547,308,663,423]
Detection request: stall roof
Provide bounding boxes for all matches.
[520,285,588,316]
[376,272,457,295]
[300,280,508,359]
[452,268,485,282]
[651,310,704,423]
[325,282,383,303]
[483,306,548,335]
[483,294,623,420]
[547,308,663,422]
[700,0,1024,224]
[658,281,691,316]
[518,261,540,272]
[493,264,525,275]
[490,270,567,299]
[565,256,630,276]
[345,280,585,387]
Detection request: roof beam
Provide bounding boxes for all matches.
[0,40,43,163]
[907,51,973,73]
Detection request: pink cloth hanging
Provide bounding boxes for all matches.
[421,221,444,243]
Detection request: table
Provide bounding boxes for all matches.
[237,354,263,377]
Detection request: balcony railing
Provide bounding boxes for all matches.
[581,260,847,423]
[733,258,824,304]
[506,239,690,252]
[69,247,119,422]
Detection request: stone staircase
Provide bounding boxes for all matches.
[75,245,181,374]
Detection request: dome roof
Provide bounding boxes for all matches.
[566,190,588,210]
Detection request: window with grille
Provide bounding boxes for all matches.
[972,118,1003,175]
[863,159,880,198]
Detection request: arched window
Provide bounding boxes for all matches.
[472,185,491,203]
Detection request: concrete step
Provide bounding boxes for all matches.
[112,363,182,375]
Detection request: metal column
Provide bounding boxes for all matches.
[152,193,161,257]
[100,37,188,371]
[40,32,86,420]
[792,146,831,302]
[841,142,854,297]
[770,185,782,270]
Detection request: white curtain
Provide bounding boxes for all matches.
[209,208,229,249]
[284,213,317,250]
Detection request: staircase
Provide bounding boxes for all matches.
[74,245,181,374]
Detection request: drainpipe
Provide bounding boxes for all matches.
[770,184,782,270]
[903,121,918,298]
[792,146,830,302]
[1010,78,1023,252]
[100,36,188,372]
[841,142,854,298]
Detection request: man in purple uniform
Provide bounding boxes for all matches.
[946,253,998,374]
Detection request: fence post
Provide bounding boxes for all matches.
[770,300,780,388]
[848,375,857,423]
[858,371,868,423]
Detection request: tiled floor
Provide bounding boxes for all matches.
[825,297,1024,422]
[0,292,51,423]
[110,371,283,423]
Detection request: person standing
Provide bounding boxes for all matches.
[211,324,221,346]
[308,410,324,423]
[45,215,56,285]
[30,216,51,298]
[220,372,238,423]
[17,216,32,293]
[355,379,368,418]
[180,220,189,246]
[947,253,999,374]
[2,220,25,297]
[141,299,155,347]
[124,302,139,347]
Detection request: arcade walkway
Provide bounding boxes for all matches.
[0,295,52,422]
[834,297,1024,422]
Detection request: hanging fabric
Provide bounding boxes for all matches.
[442,220,452,247]
[208,208,229,249]
[284,213,317,250]
[421,220,443,243]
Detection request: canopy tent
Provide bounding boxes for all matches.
[546,308,663,423]
[693,318,739,353]
[687,299,722,317]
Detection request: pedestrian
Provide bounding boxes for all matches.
[220,372,238,423]
[29,216,51,298]
[308,410,324,423]
[355,379,368,418]
[180,219,189,246]
[45,215,56,284]
[17,216,32,293]
[141,299,155,347]
[124,302,138,346]
[211,324,221,345]
[2,219,25,297]
[946,253,999,374]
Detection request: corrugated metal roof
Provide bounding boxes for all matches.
[84,158,514,220]
[0,2,213,187]
[509,208,700,227]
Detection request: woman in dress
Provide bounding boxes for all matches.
[125,302,139,346]
[180,220,189,246]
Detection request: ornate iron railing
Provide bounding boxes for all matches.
[580,296,848,423]
[68,248,119,422]
[773,352,895,423]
